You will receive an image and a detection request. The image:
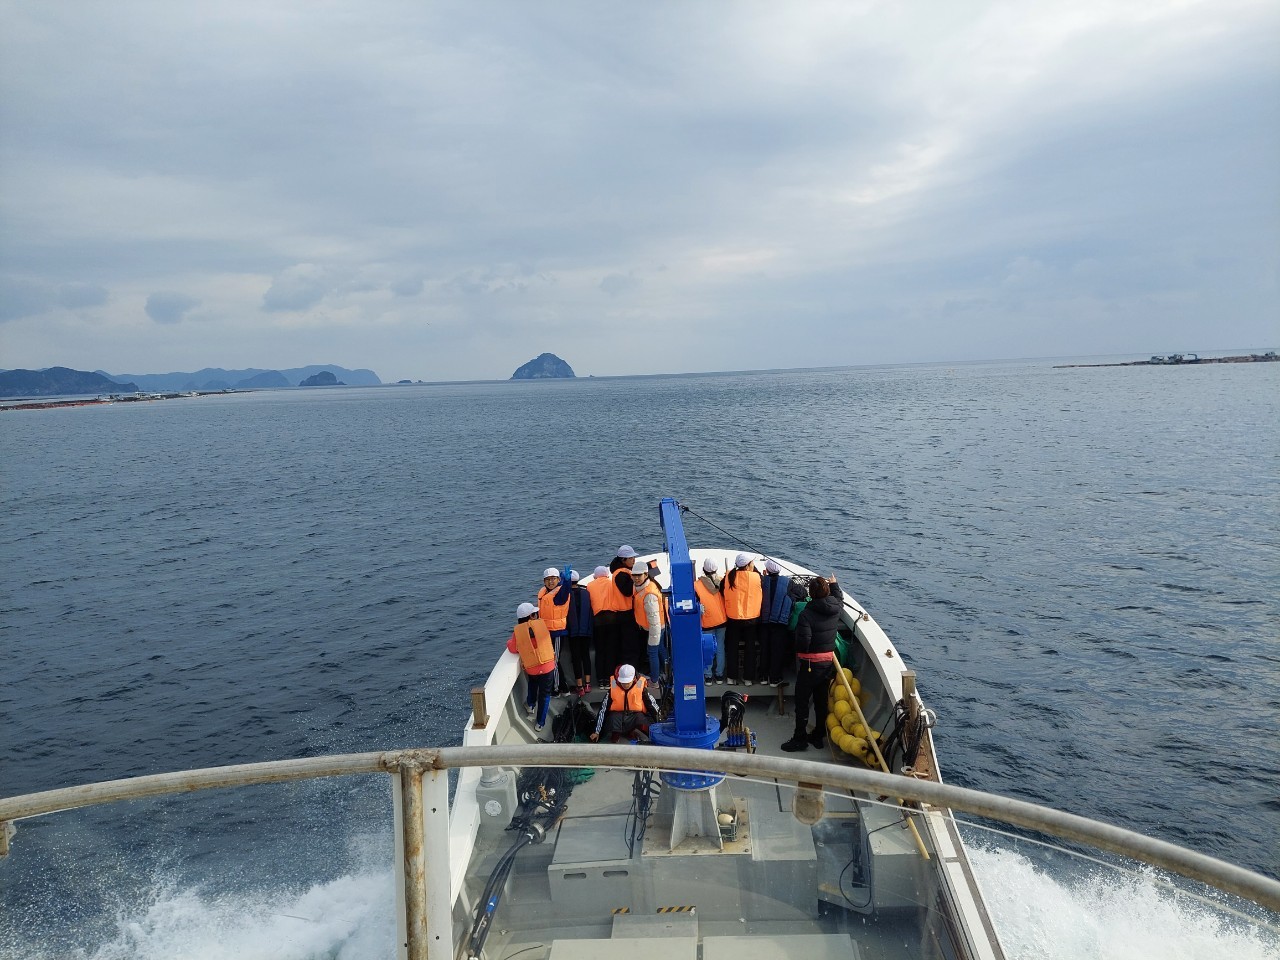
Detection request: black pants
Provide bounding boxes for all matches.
[593,612,618,680]
[792,659,835,736]
[602,710,650,742]
[569,634,592,681]
[763,622,789,683]
[725,617,761,681]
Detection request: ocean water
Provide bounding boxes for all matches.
[1,359,1277,958]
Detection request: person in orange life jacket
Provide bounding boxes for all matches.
[565,569,594,697]
[590,663,659,743]
[782,574,845,752]
[603,545,638,686]
[695,557,727,684]
[760,558,795,686]
[585,565,619,688]
[632,562,668,686]
[506,602,557,731]
[537,565,572,694]
[722,552,763,685]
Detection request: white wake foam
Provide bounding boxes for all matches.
[969,845,1280,960]
[76,871,394,960]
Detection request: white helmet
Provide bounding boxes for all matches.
[542,567,559,579]
[516,602,536,619]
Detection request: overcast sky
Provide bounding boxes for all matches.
[1,1,1276,381]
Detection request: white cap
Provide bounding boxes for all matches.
[542,567,559,579]
[735,552,753,568]
[617,545,637,558]
[765,559,780,574]
[516,602,536,619]
[702,557,718,573]
[569,569,580,581]
[617,664,636,684]
[593,565,610,578]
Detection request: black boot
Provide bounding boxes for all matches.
[808,728,826,749]
[781,733,809,752]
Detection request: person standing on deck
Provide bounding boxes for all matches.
[506,602,557,732]
[632,562,668,688]
[590,663,659,742]
[609,546,640,667]
[759,558,795,686]
[782,574,845,752]
[566,569,594,696]
[586,565,618,688]
[695,558,727,684]
[537,566,572,694]
[722,552,763,685]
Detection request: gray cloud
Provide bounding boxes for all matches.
[391,276,424,297]
[145,291,200,324]
[600,273,640,297]
[262,264,329,312]
[58,282,108,309]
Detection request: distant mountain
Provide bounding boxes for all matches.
[511,353,575,380]
[236,370,291,389]
[105,364,381,391]
[0,367,139,398]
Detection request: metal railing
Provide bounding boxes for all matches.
[3,744,1278,957]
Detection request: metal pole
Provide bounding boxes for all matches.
[398,758,429,960]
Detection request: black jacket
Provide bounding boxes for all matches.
[795,583,844,655]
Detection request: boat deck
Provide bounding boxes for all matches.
[463,685,956,960]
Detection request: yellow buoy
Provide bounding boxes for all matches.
[841,669,861,695]
[851,722,867,739]
[845,736,869,757]
[826,713,840,732]
[840,713,858,734]
[833,700,851,720]
[833,686,851,703]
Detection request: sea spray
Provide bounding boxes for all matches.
[968,845,1280,960]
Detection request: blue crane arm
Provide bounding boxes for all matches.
[659,497,708,735]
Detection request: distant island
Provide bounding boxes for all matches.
[299,370,344,386]
[1055,352,1278,369]
[511,353,575,380]
[0,364,382,399]
[0,367,138,397]
[108,364,381,391]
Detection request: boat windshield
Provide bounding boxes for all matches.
[459,762,1278,960]
[2,751,1277,959]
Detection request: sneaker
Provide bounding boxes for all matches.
[744,679,753,687]
[524,706,535,719]
[535,723,544,732]
[770,678,784,687]
[781,737,809,752]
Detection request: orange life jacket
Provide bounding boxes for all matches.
[694,577,727,629]
[608,676,649,712]
[586,575,614,615]
[633,580,669,630]
[512,619,556,672]
[607,569,635,613]
[538,584,569,632]
[722,567,763,620]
